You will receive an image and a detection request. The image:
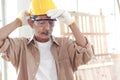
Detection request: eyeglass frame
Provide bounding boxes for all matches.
[30,15,57,27]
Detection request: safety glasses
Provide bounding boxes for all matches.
[30,15,56,27]
[30,15,56,21]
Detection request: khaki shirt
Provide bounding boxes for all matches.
[0,36,93,80]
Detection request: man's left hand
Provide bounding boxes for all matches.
[47,9,74,26]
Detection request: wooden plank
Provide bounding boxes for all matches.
[78,62,114,69]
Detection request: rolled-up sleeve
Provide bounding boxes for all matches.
[68,38,94,71]
[0,38,10,53]
[0,38,23,66]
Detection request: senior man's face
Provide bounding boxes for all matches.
[31,15,56,42]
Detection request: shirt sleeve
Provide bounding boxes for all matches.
[0,37,24,67]
[67,38,94,71]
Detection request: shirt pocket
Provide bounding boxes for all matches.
[58,49,69,62]
[58,53,74,78]
[58,53,71,67]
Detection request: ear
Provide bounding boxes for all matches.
[27,18,34,28]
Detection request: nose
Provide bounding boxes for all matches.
[44,22,51,30]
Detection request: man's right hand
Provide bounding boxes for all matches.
[17,10,30,26]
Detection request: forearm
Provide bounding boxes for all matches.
[0,19,21,47]
[69,22,87,47]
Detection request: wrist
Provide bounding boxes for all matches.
[68,20,75,26]
[16,18,22,27]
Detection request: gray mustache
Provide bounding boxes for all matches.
[41,31,51,35]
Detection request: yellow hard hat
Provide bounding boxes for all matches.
[29,0,56,15]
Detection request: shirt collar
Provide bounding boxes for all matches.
[27,35,60,46]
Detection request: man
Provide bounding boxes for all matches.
[0,0,94,80]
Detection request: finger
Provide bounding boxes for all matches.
[51,9,64,19]
[47,9,57,17]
